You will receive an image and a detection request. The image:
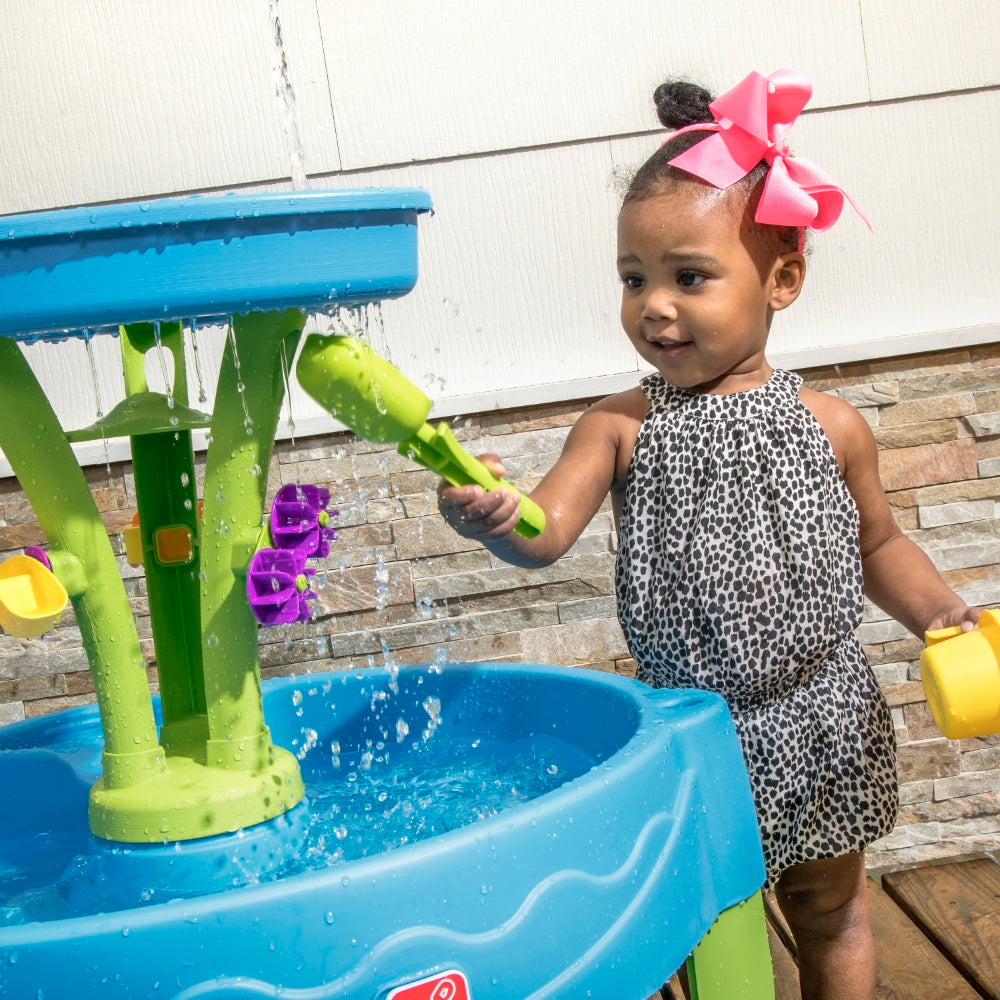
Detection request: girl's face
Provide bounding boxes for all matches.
[616,184,804,394]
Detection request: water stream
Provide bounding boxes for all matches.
[152,321,175,410]
[187,318,210,405]
[225,316,255,436]
[268,0,309,191]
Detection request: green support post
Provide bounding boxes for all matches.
[0,338,166,798]
[119,323,208,751]
[198,309,306,779]
[686,892,776,1000]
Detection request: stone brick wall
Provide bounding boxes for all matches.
[2,343,999,870]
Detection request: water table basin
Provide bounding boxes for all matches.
[0,662,765,999]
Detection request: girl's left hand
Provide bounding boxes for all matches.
[926,604,983,634]
[437,483,523,539]
[436,453,523,540]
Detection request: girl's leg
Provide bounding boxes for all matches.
[774,851,875,1000]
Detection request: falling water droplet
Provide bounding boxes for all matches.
[82,330,103,421]
[187,318,210,404]
[227,318,255,435]
[153,321,175,409]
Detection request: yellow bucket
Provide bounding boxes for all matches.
[0,554,69,639]
[920,608,1000,739]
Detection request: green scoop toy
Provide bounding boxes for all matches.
[296,334,545,539]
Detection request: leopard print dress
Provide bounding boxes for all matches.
[615,369,898,887]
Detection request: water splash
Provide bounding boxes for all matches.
[290,730,586,872]
[421,696,442,740]
[326,303,387,352]
[429,645,449,675]
[373,555,390,612]
[295,728,319,761]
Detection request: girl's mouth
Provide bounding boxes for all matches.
[649,339,691,357]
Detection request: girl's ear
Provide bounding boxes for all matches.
[769,253,806,311]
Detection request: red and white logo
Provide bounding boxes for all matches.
[386,969,471,1000]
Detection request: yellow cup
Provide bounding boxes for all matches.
[0,554,69,639]
[920,608,1000,739]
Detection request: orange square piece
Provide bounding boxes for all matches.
[153,525,194,565]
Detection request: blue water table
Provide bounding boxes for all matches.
[0,190,775,998]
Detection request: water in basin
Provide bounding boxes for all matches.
[0,664,615,926]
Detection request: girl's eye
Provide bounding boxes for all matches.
[677,271,705,288]
[619,273,644,290]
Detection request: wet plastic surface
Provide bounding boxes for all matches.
[0,188,432,338]
[0,662,765,999]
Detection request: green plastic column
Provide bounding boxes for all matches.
[120,323,207,749]
[686,892,776,1000]
[130,432,205,737]
[0,337,163,785]
[199,309,305,769]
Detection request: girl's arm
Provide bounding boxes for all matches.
[807,390,979,636]
[436,388,646,568]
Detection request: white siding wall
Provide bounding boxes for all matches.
[1,0,998,462]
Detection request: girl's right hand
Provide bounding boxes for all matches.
[436,454,523,540]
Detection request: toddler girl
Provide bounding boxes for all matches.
[437,70,978,1000]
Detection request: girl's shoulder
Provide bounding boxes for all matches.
[796,385,875,473]
[568,386,649,489]
[584,386,650,450]
[587,385,650,421]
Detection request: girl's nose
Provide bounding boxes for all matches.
[641,286,677,322]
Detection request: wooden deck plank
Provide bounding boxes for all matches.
[655,972,683,999]
[665,973,684,999]
[766,881,983,1000]
[867,876,983,999]
[881,858,1000,1000]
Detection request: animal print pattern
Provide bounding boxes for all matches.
[615,369,897,887]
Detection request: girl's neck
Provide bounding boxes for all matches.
[682,361,774,396]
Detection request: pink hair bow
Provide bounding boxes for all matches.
[666,70,872,233]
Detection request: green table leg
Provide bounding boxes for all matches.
[0,338,164,793]
[687,892,776,1000]
[120,323,208,751]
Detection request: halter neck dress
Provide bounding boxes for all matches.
[615,369,897,886]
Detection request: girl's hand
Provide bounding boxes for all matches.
[925,604,983,634]
[437,454,523,540]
